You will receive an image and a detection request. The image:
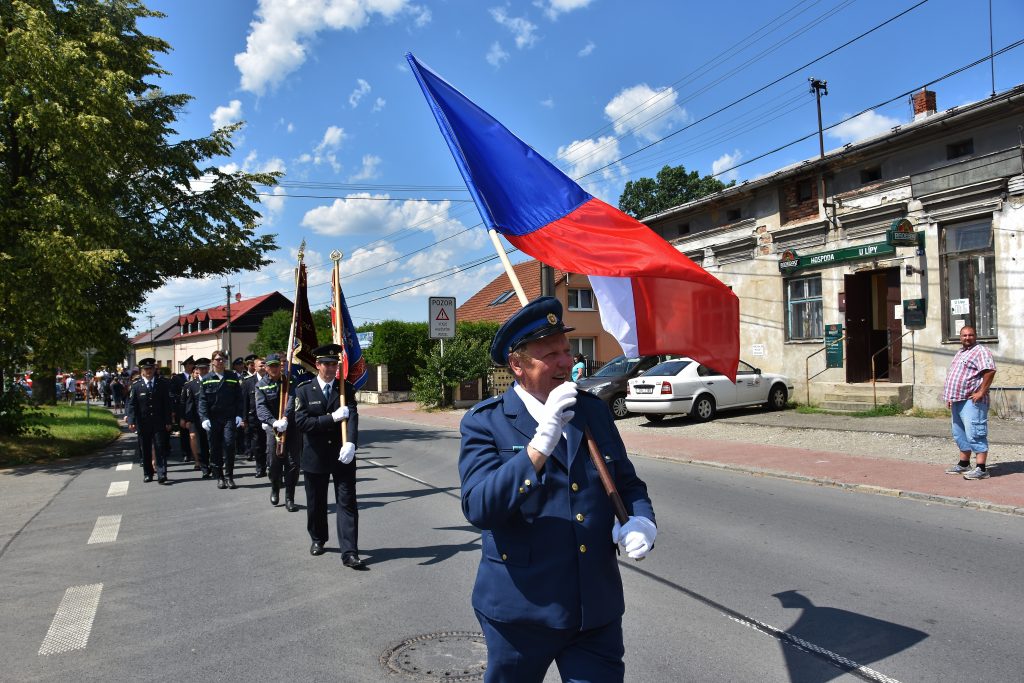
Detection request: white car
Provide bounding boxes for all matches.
[625,358,792,423]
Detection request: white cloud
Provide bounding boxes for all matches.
[349,154,382,181]
[486,42,509,67]
[372,97,386,112]
[828,110,902,144]
[605,84,688,143]
[577,40,595,57]
[260,186,288,223]
[235,0,424,95]
[302,125,346,172]
[301,195,468,238]
[540,97,554,109]
[279,118,295,133]
[349,78,371,108]
[490,7,538,49]
[210,99,243,131]
[537,0,594,20]
[557,135,630,201]
[712,150,742,182]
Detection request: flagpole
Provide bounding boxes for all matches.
[330,250,349,445]
[484,229,629,525]
[278,241,304,456]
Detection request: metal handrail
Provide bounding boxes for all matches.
[804,335,846,405]
[871,330,915,407]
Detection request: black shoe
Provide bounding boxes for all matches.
[158,476,168,485]
[342,553,367,570]
[255,468,266,478]
[193,464,201,471]
[217,478,227,490]
[270,490,280,506]
[310,541,325,556]
[286,499,298,512]
[143,475,153,483]
[226,477,237,489]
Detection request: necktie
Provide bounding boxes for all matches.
[147,381,152,391]
[324,383,331,402]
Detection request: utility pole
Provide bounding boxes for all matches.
[222,283,233,360]
[809,78,828,159]
[147,313,155,344]
[540,263,554,298]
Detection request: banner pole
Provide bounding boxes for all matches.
[277,241,304,456]
[330,250,349,445]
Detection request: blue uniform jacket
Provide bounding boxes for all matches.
[459,387,655,630]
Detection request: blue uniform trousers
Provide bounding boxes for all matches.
[208,418,237,476]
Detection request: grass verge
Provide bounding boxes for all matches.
[0,404,121,468]
[795,403,907,418]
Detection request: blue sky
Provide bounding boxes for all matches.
[135,0,1024,334]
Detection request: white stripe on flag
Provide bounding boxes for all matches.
[591,276,637,356]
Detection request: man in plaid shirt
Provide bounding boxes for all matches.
[942,326,997,480]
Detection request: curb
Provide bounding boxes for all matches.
[634,453,1024,517]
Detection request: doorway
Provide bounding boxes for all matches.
[843,268,902,383]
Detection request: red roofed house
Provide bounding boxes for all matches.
[130,292,292,371]
[457,259,621,367]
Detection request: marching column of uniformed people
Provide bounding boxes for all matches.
[169,356,195,464]
[242,354,268,477]
[294,344,366,569]
[125,358,174,484]
[198,350,244,489]
[254,354,300,512]
[459,297,657,683]
[182,357,212,477]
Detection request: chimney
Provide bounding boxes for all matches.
[235,292,242,302]
[912,88,937,121]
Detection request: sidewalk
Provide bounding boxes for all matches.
[359,402,1024,516]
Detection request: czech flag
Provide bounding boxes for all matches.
[407,54,740,380]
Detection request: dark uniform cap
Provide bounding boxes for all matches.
[312,343,343,363]
[264,353,282,366]
[138,357,156,368]
[244,354,259,362]
[489,296,575,366]
[232,357,244,366]
[181,355,195,365]
[194,357,211,367]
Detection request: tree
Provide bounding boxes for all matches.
[250,309,331,357]
[360,320,432,381]
[0,1,278,414]
[618,164,734,219]
[411,324,496,408]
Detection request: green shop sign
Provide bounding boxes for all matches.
[778,241,896,272]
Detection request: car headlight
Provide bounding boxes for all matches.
[587,382,611,394]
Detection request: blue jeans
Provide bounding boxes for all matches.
[951,399,989,454]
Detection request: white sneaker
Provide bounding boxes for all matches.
[963,466,990,480]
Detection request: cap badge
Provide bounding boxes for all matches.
[546,313,557,325]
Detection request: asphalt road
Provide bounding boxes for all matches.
[2,417,1022,682]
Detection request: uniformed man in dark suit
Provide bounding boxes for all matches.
[198,350,244,489]
[242,353,268,477]
[255,353,300,511]
[459,297,657,683]
[170,355,195,463]
[182,357,212,477]
[125,357,174,484]
[233,356,248,457]
[294,344,365,568]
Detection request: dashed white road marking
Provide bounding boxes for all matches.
[87,515,121,544]
[115,463,132,471]
[38,584,103,655]
[120,448,134,456]
[106,481,129,497]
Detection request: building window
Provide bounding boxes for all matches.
[726,208,741,222]
[785,275,823,341]
[860,166,882,184]
[569,337,595,363]
[797,179,814,202]
[946,139,974,160]
[488,290,516,306]
[678,222,690,236]
[568,288,595,310]
[941,218,997,340]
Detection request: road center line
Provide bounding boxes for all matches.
[115,463,132,471]
[364,459,460,498]
[106,481,129,497]
[87,515,122,544]
[38,584,103,655]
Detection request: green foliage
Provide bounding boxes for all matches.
[360,320,432,379]
[0,0,278,393]
[618,164,734,219]
[0,403,120,466]
[411,335,493,409]
[250,308,332,356]
[0,385,44,436]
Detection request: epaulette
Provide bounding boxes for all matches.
[470,394,502,414]
[295,379,314,389]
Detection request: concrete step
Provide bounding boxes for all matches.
[820,400,884,412]
[823,393,900,404]
[822,384,908,397]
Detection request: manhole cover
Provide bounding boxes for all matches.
[381,631,487,681]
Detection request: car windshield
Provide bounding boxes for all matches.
[592,356,643,378]
[642,360,692,376]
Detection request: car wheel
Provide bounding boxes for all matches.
[691,394,716,422]
[768,384,788,410]
[645,414,664,423]
[610,395,629,419]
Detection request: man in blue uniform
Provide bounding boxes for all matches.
[198,350,244,490]
[125,357,174,484]
[459,297,657,683]
[255,353,300,511]
[294,344,365,568]
[242,354,268,476]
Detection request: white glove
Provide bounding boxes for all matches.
[261,422,271,432]
[201,419,211,431]
[528,382,577,456]
[273,418,288,433]
[612,516,657,560]
[338,441,356,464]
[234,416,243,428]
[331,405,349,422]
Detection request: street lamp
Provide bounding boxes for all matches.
[84,348,97,418]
